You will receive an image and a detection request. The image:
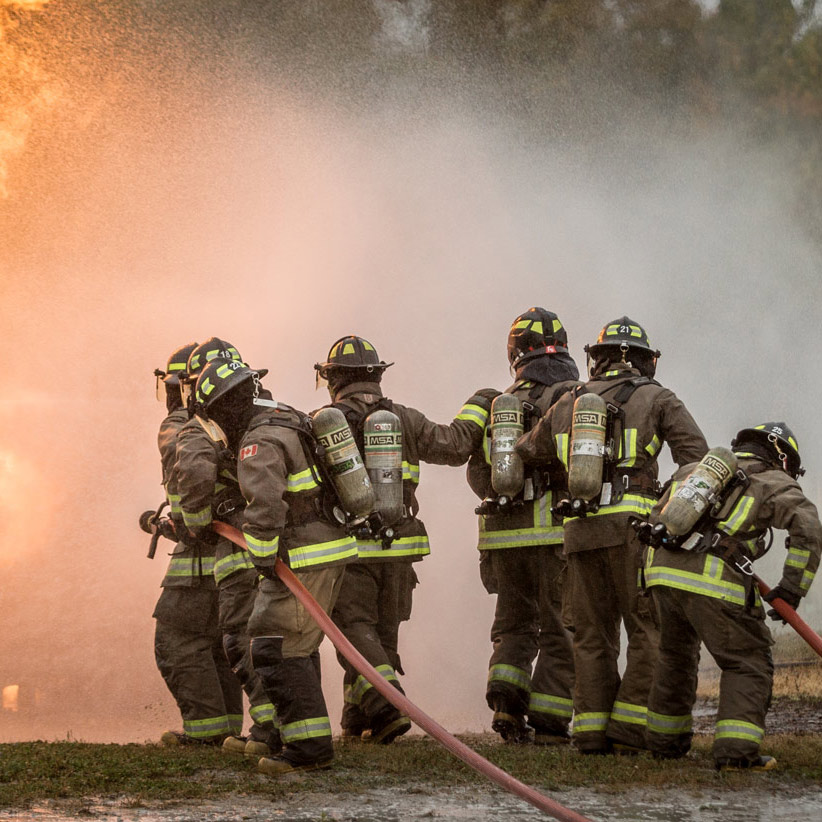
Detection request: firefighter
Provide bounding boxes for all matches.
[192,358,358,775]
[467,309,579,744]
[174,338,277,758]
[643,422,822,770]
[516,317,708,754]
[151,343,242,746]
[315,335,493,744]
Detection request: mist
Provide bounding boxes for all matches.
[2,0,821,742]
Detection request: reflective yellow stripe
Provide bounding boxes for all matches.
[477,525,563,549]
[214,550,254,583]
[801,568,816,593]
[182,505,212,528]
[645,434,662,458]
[166,491,182,515]
[645,564,747,606]
[715,719,763,743]
[572,713,609,733]
[556,433,570,469]
[619,428,638,468]
[402,461,420,483]
[356,535,430,559]
[563,493,654,521]
[456,403,490,429]
[165,556,215,577]
[719,495,754,536]
[345,665,398,705]
[183,715,231,738]
[786,545,811,570]
[488,663,531,691]
[288,536,357,569]
[249,702,276,725]
[244,531,279,559]
[647,710,692,735]
[280,716,332,742]
[610,701,647,727]
[286,468,319,493]
[529,692,573,719]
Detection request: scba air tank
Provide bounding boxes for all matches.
[659,447,738,537]
[568,393,608,502]
[490,393,525,498]
[363,409,404,526]
[311,407,375,519]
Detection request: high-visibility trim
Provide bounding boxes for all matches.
[356,535,430,559]
[610,701,648,727]
[619,428,638,468]
[183,715,231,738]
[214,482,227,494]
[166,490,182,515]
[182,505,212,528]
[488,663,531,692]
[477,525,563,550]
[718,495,754,536]
[534,493,550,530]
[165,555,215,577]
[563,493,655,522]
[280,715,332,743]
[287,536,358,569]
[645,434,662,458]
[249,702,276,725]
[645,564,747,606]
[647,710,692,735]
[572,713,610,734]
[214,550,254,583]
[801,569,816,593]
[243,531,280,560]
[482,428,492,464]
[786,545,811,570]
[402,461,420,484]
[715,719,764,743]
[555,433,570,469]
[529,692,573,719]
[228,714,244,735]
[286,468,320,493]
[345,665,398,705]
[456,403,490,430]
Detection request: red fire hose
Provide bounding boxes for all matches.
[212,521,592,822]
[755,576,822,658]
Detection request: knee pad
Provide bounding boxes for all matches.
[250,635,284,676]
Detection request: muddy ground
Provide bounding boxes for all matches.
[3,698,821,822]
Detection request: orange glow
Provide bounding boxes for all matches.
[2,684,19,712]
[0,0,59,198]
[0,447,47,568]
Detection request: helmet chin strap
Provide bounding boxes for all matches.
[768,433,790,473]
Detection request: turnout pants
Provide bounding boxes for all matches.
[484,546,574,736]
[331,560,416,733]
[647,586,774,764]
[568,532,659,751]
[248,565,346,765]
[218,568,277,739]
[153,586,243,740]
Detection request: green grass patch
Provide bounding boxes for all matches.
[2,734,821,809]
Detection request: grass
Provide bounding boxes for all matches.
[1,733,822,809]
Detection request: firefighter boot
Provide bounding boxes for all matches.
[367,707,411,745]
[717,755,778,772]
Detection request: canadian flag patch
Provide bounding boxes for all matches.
[240,444,258,461]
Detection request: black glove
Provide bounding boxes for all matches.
[468,388,501,411]
[188,524,220,546]
[763,584,801,622]
[254,563,277,581]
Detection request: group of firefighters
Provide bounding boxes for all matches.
[145,309,821,778]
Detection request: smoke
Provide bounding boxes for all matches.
[1,1,821,741]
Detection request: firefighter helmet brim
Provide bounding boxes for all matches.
[732,422,804,478]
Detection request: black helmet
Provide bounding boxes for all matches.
[194,359,255,412]
[155,342,198,386]
[314,336,393,380]
[732,422,804,478]
[507,307,569,367]
[584,316,660,358]
[186,337,243,377]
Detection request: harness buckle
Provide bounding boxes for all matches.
[734,555,755,577]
